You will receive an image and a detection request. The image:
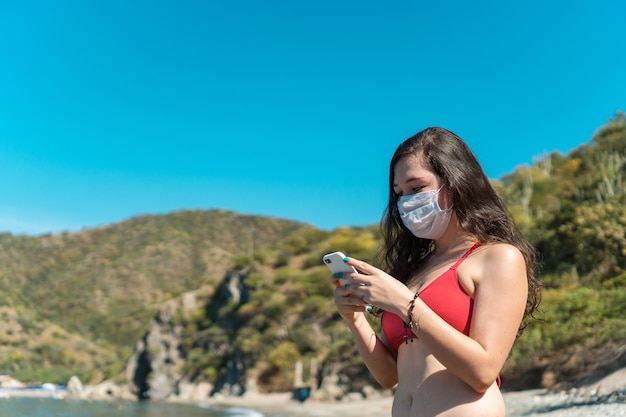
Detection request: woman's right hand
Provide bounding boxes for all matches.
[330,256,419,325]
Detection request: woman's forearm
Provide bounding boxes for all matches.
[345,313,398,389]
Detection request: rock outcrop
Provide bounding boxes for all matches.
[125,289,202,401]
[66,376,84,399]
[124,270,252,402]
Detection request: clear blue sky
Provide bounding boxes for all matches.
[1,1,624,235]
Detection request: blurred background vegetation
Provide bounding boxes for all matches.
[0,111,624,391]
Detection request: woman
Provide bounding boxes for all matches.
[331,127,541,416]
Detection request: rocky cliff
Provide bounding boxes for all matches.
[124,291,197,400]
[124,269,253,401]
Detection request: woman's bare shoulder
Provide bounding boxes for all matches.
[470,243,526,283]
[479,242,523,261]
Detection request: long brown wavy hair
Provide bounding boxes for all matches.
[380,127,542,334]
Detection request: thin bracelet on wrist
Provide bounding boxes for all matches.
[412,306,431,333]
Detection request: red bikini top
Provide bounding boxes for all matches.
[380,242,502,388]
[382,242,481,350]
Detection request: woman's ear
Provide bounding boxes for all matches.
[441,185,454,210]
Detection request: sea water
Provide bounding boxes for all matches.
[0,397,266,417]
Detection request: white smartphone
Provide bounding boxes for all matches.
[323,251,356,286]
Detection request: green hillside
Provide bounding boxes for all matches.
[0,112,625,392]
[0,210,310,383]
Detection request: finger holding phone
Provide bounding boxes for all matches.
[323,251,356,287]
[323,251,371,316]
[324,252,411,316]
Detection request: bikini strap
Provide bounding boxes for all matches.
[450,242,482,271]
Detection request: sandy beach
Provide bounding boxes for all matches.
[203,367,626,417]
[205,390,626,417]
[205,392,394,417]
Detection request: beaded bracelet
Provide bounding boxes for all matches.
[407,291,420,325]
[403,292,421,344]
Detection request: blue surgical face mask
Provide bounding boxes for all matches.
[397,186,452,240]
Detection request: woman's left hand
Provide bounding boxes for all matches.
[342,257,412,316]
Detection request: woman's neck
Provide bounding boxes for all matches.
[433,232,475,255]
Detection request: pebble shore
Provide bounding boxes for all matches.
[504,388,626,417]
[513,403,625,417]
